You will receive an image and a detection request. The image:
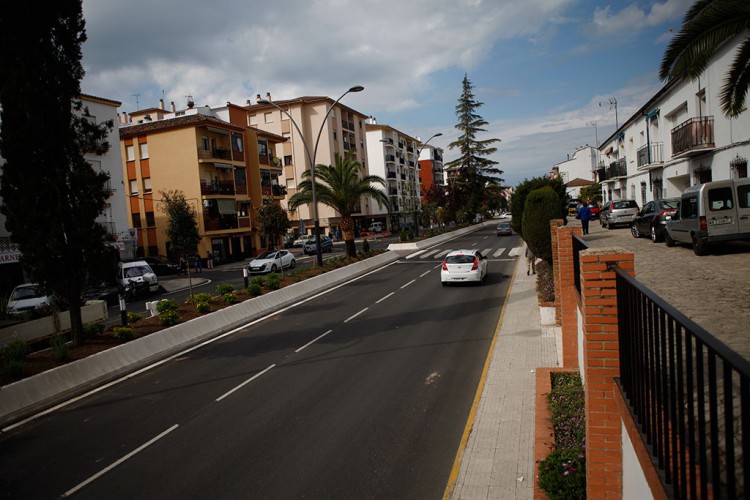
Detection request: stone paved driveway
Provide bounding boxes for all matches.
[569,216,750,362]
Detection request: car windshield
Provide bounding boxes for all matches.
[125,266,150,278]
[445,254,476,264]
[11,286,43,300]
[613,201,637,209]
[256,252,277,260]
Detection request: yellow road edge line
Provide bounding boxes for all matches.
[442,259,519,500]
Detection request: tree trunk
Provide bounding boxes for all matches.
[69,297,84,346]
[340,216,356,258]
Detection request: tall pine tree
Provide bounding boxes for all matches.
[0,2,113,345]
[445,75,503,221]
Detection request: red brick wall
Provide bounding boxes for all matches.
[555,224,582,368]
[579,249,634,499]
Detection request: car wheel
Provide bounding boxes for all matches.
[271,264,278,272]
[665,231,675,247]
[650,225,660,243]
[290,259,296,269]
[692,236,707,256]
[630,224,640,238]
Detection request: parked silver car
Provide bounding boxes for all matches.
[600,200,639,229]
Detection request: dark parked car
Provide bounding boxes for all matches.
[141,256,181,276]
[630,198,680,242]
[303,236,334,255]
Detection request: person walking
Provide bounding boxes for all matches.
[194,253,202,273]
[206,251,214,269]
[525,245,536,275]
[578,200,592,235]
[179,257,187,275]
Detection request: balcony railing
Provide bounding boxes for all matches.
[385,154,396,162]
[637,142,664,169]
[203,214,238,231]
[262,185,287,197]
[197,147,244,162]
[672,116,715,157]
[200,180,235,195]
[606,158,627,179]
[387,171,397,179]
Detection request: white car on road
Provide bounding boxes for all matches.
[441,250,489,285]
[292,234,315,247]
[248,250,296,274]
[6,283,52,315]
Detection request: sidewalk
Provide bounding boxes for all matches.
[449,254,560,499]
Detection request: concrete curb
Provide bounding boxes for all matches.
[0,251,400,427]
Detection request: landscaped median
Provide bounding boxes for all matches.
[0,250,400,428]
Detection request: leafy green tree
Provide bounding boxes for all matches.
[579,183,603,204]
[510,177,567,237]
[659,0,750,117]
[256,200,291,250]
[289,153,389,257]
[159,190,201,262]
[445,75,503,221]
[0,2,113,346]
[521,187,561,262]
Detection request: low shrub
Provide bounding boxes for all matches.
[222,292,238,304]
[187,293,213,304]
[50,333,68,361]
[195,301,211,313]
[159,310,180,326]
[537,372,586,499]
[216,283,235,295]
[156,299,178,314]
[251,276,265,287]
[362,238,370,253]
[400,228,407,241]
[113,327,135,342]
[83,322,103,339]
[3,340,30,362]
[247,283,262,296]
[126,312,143,324]
[265,272,281,290]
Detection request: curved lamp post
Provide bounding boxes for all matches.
[257,85,364,266]
[413,132,443,236]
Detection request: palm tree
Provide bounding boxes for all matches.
[289,153,390,258]
[659,0,750,118]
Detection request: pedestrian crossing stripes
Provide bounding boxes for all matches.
[415,246,522,259]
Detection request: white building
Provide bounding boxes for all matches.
[365,121,421,230]
[597,34,749,205]
[552,145,598,199]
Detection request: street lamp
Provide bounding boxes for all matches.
[413,132,443,236]
[257,85,364,266]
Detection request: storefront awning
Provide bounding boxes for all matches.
[217,199,236,215]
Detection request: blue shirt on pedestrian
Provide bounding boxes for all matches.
[578,205,592,221]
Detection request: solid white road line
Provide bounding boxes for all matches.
[344,308,368,323]
[216,364,276,402]
[376,292,395,304]
[295,330,333,353]
[63,424,180,497]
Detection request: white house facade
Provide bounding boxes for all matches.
[597,34,749,206]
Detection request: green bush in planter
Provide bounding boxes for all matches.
[216,283,234,295]
[113,327,135,342]
[50,333,68,361]
[156,299,178,314]
[2,339,29,362]
[188,293,212,304]
[265,272,281,290]
[251,276,265,287]
[247,283,262,296]
[83,322,103,339]
[222,292,238,304]
[126,312,143,324]
[159,310,180,326]
[195,301,211,313]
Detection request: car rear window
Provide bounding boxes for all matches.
[446,254,475,264]
[613,201,637,209]
[661,200,679,209]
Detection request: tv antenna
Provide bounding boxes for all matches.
[131,93,141,110]
[587,121,599,145]
[599,97,618,129]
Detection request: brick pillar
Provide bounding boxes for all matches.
[579,247,635,499]
[556,224,581,368]
[549,219,564,324]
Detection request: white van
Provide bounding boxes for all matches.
[368,222,383,233]
[665,178,750,255]
[116,260,159,293]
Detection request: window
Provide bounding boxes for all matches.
[249,114,258,126]
[126,144,135,161]
[708,187,733,211]
[284,155,293,166]
[232,132,244,152]
[201,137,209,150]
[138,142,149,159]
[738,186,750,209]
[129,179,138,194]
[264,112,274,124]
[145,211,155,227]
[681,196,699,219]
[142,177,152,193]
[258,139,268,157]
[131,213,142,228]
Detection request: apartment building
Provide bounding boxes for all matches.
[0,94,128,293]
[596,34,749,206]
[552,145,598,199]
[418,143,445,198]
[365,122,421,230]
[119,101,286,263]
[240,95,370,235]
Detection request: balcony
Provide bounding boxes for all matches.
[605,158,627,180]
[407,146,414,153]
[341,118,355,131]
[389,188,398,195]
[637,142,664,170]
[197,147,244,162]
[203,214,238,231]
[262,185,287,197]
[200,180,235,195]
[387,171,397,179]
[671,116,714,157]
[385,154,396,163]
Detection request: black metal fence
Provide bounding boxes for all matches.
[615,268,749,499]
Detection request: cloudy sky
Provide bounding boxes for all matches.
[80,0,692,186]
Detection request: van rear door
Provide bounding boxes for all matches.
[736,178,750,234]
[705,181,739,238]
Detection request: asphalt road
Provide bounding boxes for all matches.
[0,227,521,499]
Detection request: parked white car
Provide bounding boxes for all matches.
[441,250,489,285]
[292,234,315,247]
[116,260,159,294]
[248,250,296,274]
[6,283,52,315]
